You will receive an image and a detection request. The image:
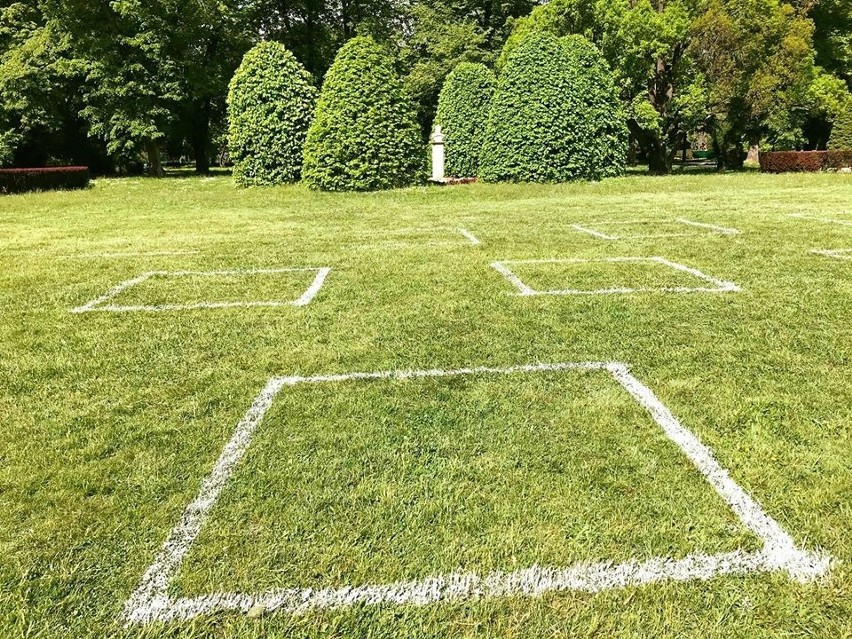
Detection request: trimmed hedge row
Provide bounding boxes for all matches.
[759,151,852,173]
[0,166,90,194]
[829,110,852,151]
[228,42,317,187]
[436,63,496,178]
[302,36,423,191]
[480,33,626,183]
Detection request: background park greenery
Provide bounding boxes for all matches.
[0,0,849,176]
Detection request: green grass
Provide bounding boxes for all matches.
[1,172,851,637]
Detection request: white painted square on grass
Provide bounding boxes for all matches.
[490,257,741,296]
[71,267,331,313]
[572,218,740,240]
[123,362,828,625]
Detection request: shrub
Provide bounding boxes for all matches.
[480,33,627,183]
[435,63,497,178]
[828,110,852,150]
[759,151,852,172]
[0,166,90,194]
[302,36,423,191]
[227,42,317,187]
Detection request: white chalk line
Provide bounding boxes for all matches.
[811,249,852,260]
[71,267,331,313]
[572,219,740,240]
[789,213,852,227]
[347,227,481,249]
[123,362,829,624]
[61,250,200,258]
[490,257,741,296]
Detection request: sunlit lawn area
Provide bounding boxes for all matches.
[1,171,851,637]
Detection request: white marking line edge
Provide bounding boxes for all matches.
[350,227,481,249]
[572,219,740,240]
[789,213,852,227]
[71,267,331,313]
[123,361,829,625]
[811,249,852,260]
[490,256,741,296]
[61,250,200,258]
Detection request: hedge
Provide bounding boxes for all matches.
[759,151,852,173]
[435,63,497,178]
[302,36,423,192]
[0,167,90,194]
[480,33,627,183]
[227,42,317,187]
[828,110,852,151]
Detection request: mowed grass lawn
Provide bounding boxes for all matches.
[1,172,851,638]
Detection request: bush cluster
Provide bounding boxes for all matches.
[0,166,90,194]
[302,36,423,191]
[227,42,317,187]
[435,63,497,178]
[759,150,852,172]
[828,110,852,151]
[479,33,627,183]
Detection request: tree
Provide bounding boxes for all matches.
[228,42,317,186]
[302,36,423,191]
[829,109,852,150]
[501,0,700,174]
[40,0,251,175]
[690,0,822,163]
[435,62,496,177]
[811,0,851,90]
[479,32,627,183]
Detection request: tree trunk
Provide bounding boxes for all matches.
[192,101,212,174]
[145,139,164,178]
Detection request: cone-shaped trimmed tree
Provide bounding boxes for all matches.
[480,32,627,183]
[302,36,423,191]
[829,108,852,150]
[436,63,497,178]
[228,42,317,187]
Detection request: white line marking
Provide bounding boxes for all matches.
[123,362,829,624]
[572,219,740,240]
[71,267,331,313]
[571,224,618,240]
[789,214,852,227]
[458,228,482,245]
[62,251,200,258]
[811,249,852,260]
[675,219,741,235]
[490,257,741,296]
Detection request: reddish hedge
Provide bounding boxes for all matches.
[0,166,91,194]
[760,151,852,173]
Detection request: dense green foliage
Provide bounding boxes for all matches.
[480,33,626,183]
[302,36,423,191]
[435,63,496,177]
[829,110,852,150]
[227,42,317,187]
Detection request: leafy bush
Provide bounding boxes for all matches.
[302,36,423,191]
[0,166,90,194]
[759,151,852,172]
[227,42,317,187]
[829,110,852,150]
[480,33,627,183]
[435,63,497,178]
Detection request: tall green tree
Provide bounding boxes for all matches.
[502,0,702,174]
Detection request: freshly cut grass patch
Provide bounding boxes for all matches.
[2,171,852,637]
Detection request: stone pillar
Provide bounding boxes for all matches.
[431,125,445,182]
